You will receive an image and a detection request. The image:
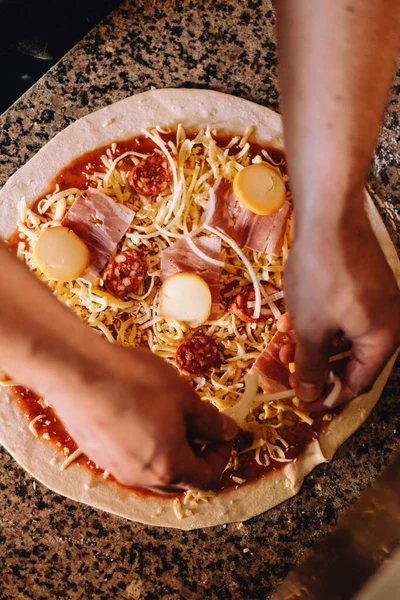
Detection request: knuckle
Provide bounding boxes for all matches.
[157,455,183,486]
[346,380,372,399]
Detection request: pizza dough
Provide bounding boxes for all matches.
[0,89,398,530]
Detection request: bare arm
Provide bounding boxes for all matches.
[275,0,400,406]
[0,242,237,488]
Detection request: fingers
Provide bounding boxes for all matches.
[339,330,397,404]
[113,437,231,492]
[294,331,332,403]
[292,330,399,413]
[185,396,238,443]
[279,341,295,365]
[277,312,293,333]
[153,438,232,491]
[144,397,237,491]
[186,442,232,490]
[167,395,237,489]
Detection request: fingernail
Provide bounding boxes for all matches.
[222,416,238,440]
[297,382,319,403]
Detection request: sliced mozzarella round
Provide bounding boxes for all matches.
[33,226,90,282]
[160,272,212,327]
[233,163,286,215]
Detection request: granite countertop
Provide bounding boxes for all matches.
[0,1,399,598]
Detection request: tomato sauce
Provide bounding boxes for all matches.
[7,132,297,497]
[40,132,286,197]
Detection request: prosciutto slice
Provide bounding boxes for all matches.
[202,177,241,238]
[235,200,292,255]
[61,188,134,274]
[263,201,292,256]
[250,329,292,392]
[206,177,292,256]
[161,236,222,320]
[251,352,291,393]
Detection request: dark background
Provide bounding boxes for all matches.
[0,0,122,114]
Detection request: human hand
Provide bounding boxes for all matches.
[47,344,238,492]
[283,206,400,411]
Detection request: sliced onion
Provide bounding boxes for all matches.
[248,290,284,308]
[205,224,262,319]
[268,300,282,320]
[222,372,259,424]
[323,372,342,408]
[186,236,225,268]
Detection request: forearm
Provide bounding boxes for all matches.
[275,0,400,232]
[0,242,107,396]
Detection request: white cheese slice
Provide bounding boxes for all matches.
[33,226,90,282]
[160,272,212,327]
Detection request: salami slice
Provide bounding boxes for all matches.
[227,283,285,323]
[128,151,173,196]
[103,249,147,298]
[175,334,219,376]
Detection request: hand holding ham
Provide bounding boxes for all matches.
[283,205,400,411]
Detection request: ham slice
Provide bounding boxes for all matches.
[263,201,292,256]
[251,352,291,393]
[203,177,241,238]
[161,236,222,320]
[250,329,292,392]
[205,177,292,256]
[235,200,292,255]
[61,188,134,275]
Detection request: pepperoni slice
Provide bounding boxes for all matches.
[128,151,173,196]
[103,249,147,298]
[227,283,285,323]
[175,334,219,376]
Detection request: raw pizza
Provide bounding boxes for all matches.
[0,89,398,530]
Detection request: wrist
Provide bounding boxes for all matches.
[0,321,110,401]
[293,185,366,241]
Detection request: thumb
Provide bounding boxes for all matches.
[294,330,331,403]
[186,397,238,443]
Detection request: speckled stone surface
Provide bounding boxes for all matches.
[0,1,399,598]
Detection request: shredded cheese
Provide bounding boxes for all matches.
[28,414,46,438]
[60,448,83,471]
[173,497,184,520]
[254,389,296,403]
[232,476,246,484]
[0,378,18,387]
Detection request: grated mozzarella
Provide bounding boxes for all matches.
[28,414,46,438]
[60,448,84,471]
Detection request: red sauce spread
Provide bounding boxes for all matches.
[12,386,102,474]
[7,132,304,497]
[219,414,326,491]
[39,132,286,198]
[8,229,24,253]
